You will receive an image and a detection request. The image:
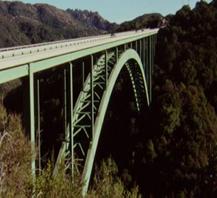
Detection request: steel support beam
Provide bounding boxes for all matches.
[64,68,68,135]
[29,64,36,180]
[105,50,108,88]
[81,49,150,196]
[145,37,149,92]
[149,36,152,103]
[115,47,118,63]
[142,39,145,69]
[36,78,41,173]
[69,62,74,180]
[90,55,94,138]
[82,61,85,89]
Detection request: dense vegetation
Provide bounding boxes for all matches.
[129,0,217,197]
[0,103,140,197]
[99,1,217,197]
[117,13,163,32]
[67,9,118,32]
[0,1,116,48]
[0,1,161,48]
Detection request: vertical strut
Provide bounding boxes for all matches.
[69,62,74,179]
[105,50,108,88]
[154,34,157,57]
[140,39,142,59]
[151,35,155,101]
[82,61,85,89]
[36,78,41,173]
[115,47,118,63]
[90,55,94,138]
[149,36,152,103]
[142,38,145,68]
[64,68,67,135]
[145,37,149,91]
[29,65,36,180]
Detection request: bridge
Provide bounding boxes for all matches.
[0,29,158,195]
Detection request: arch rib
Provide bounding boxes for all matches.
[82,49,149,195]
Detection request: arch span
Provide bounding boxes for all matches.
[82,49,149,194]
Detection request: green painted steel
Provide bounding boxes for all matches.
[105,50,108,87]
[69,62,74,179]
[0,30,158,196]
[0,65,28,84]
[29,32,156,74]
[0,31,157,85]
[81,49,149,195]
[29,65,36,180]
[149,36,152,102]
[90,55,95,139]
[36,78,41,172]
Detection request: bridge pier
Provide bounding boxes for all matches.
[29,65,36,180]
[149,36,152,102]
[105,50,108,88]
[90,55,95,139]
[69,62,74,179]
[36,78,41,173]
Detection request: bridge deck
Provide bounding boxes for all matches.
[0,29,158,70]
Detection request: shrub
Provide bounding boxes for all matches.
[0,103,140,197]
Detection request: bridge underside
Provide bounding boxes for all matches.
[0,32,157,195]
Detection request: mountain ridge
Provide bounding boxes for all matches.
[0,1,162,48]
[0,1,111,47]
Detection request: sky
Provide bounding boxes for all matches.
[20,0,212,23]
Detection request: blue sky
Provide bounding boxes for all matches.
[21,0,212,23]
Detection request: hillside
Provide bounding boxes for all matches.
[0,1,116,48]
[131,1,217,197]
[67,9,118,32]
[117,13,164,32]
[0,1,164,48]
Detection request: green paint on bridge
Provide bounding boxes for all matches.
[0,29,158,196]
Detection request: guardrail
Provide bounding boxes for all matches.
[0,29,158,61]
[0,35,110,60]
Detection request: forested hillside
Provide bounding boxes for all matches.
[127,0,217,197]
[0,1,162,48]
[67,9,118,32]
[117,13,163,31]
[0,1,116,47]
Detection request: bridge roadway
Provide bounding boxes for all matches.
[0,29,158,71]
